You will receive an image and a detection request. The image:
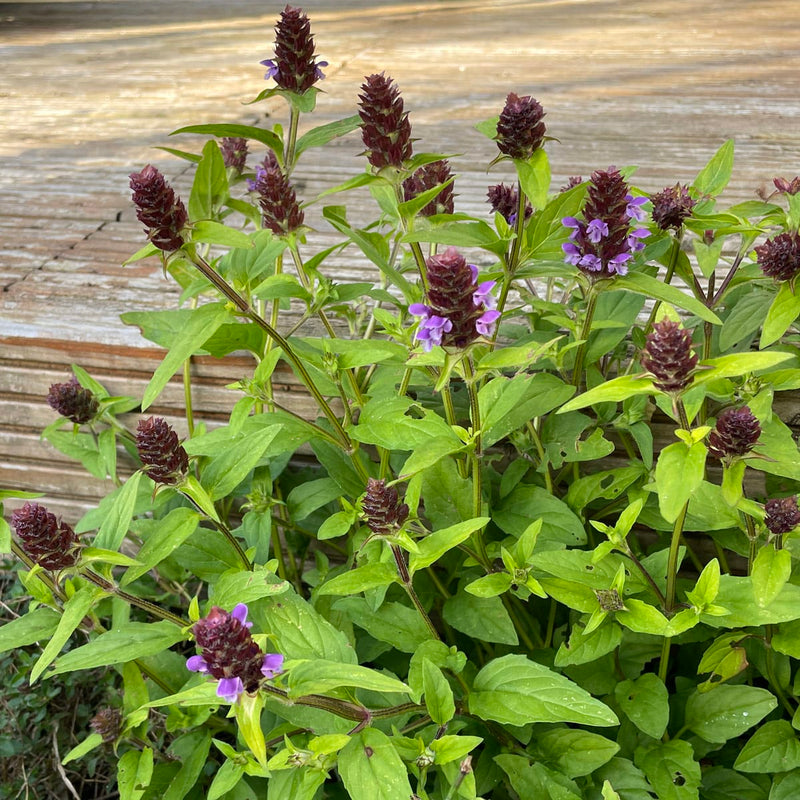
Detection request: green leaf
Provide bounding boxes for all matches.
[317,563,398,596]
[761,281,800,347]
[207,760,245,800]
[351,396,457,451]
[31,585,101,683]
[469,654,618,727]
[495,484,586,547]
[752,544,792,608]
[685,685,777,743]
[61,733,104,765]
[516,149,551,209]
[122,508,201,586]
[190,220,252,248]
[118,747,154,800]
[287,660,409,698]
[163,729,212,800]
[534,728,619,778]
[465,572,513,597]
[209,567,289,609]
[701,767,768,800]
[234,692,267,768]
[615,674,670,739]
[430,735,482,766]
[295,114,361,157]
[495,755,582,800]
[409,517,490,572]
[771,771,800,800]
[443,592,518,645]
[200,421,282,500]
[558,374,656,413]
[94,471,144,552]
[636,740,701,800]
[142,302,231,410]
[615,272,722,323]
[338,728,414,800]
[286,478,341,521]
[51,621,186,675]
[555,622,623,667]
[422,658,455,725]
[719,289,774,350]
[655,441,707,523]
[0,606,61,656]
[334,598,433,653]
[695,351,794,385]
[399,436,464,477]
[693,139,734,197]
[734,720,800,773]
[401,219,507,257]
[171,123,283,162]
[188,139,228,222]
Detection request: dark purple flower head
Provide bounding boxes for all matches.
[362,478,409,535]
[707,406,761,462]
[129,165,188,253]
[773,176,800,196]
[358,73,413,170]
[252,161,304,235]
[410,247,499,350]
[135,417,189,486]
[561,167,649,279]
[220,137,248,172]
[755,232,800,282]
[651,184,696,231]
[90,708,122,744]
[11,502,80,571]
[260,5,327,93]
[487,183,532,225]
[560,176,583,192]
[187,604,283,703]
[47,376,98,425]
[765,496,800,536]
[495,93,546,161]
[402,160,455,217]
[640,320,698,393]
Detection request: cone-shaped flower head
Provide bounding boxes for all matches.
[252,161,304,235]
[765,496,800,536]
[129,165,188,253]
[220,137,248,172]
[409,247,500,350]
[755,232,800,282]
[640,320,697,393]
[561,167,649,278]
[402,160,455,217]
[11,502,80,571]
[260,5,327,93]
[135,417,189,486]
[90,708,122,744]
[560,176,583,192]
[47,376,98,424]
[707,406,761,461]
[362,478,409,535]
[358,73,413,170]
[773,176,800,195]
[487,183,533,225]
[650,184,696,231]
[187,604,283,703]
[495,93,546,161]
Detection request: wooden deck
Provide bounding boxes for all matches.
[2,0,800,517]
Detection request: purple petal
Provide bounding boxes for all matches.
[562,242,582,265]
[231,603,252,628]
[260,59,279,81]
[586,218,609,244]
[186,655,209,674]
[562,216,580,229]
[473,280,497,309]
[625,195,648,221]
[315,60,329,80]
[408,303,430,317]
[216,676,245,703]
[469,264,479,283]
[579,254,603,272]
[261,653,284,679]
[476,310,501,336]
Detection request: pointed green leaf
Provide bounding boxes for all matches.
[338,728,414,800]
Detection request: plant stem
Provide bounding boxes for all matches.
[665,501,690,614]
[766,624,796,717]
[644,233,682,334]
[391,545,441,641]
[571,286,598,390]
[464,358,490,569]
[284,105,300,174]
[624,545,667,607]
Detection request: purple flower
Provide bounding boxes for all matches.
[473,280,497,310]
[626,194,648,221]
[476,310,501,335]
[261,6,327,94]
[187,603,283,704]
[586,219,609,243]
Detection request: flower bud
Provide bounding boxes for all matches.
[187,604,283,703]
[47,376,98,424]
[707,406,761,461]
[495,93,546,160]
[650,184,695,231]
[90,708,122,744]
[640,320,697,393]
[402,160,455,216]
[773,176,800,196]
[260,5,327,93]
[358,73,413,170]
[754,232,800,282]
[486,183,532,225]
[252,162,304,235]
[135,417,189,485]
[220,137,248,172]
[362,478,409,535]
[129,165,188,253]
[11,502,80,571]
[765,496,800,535]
